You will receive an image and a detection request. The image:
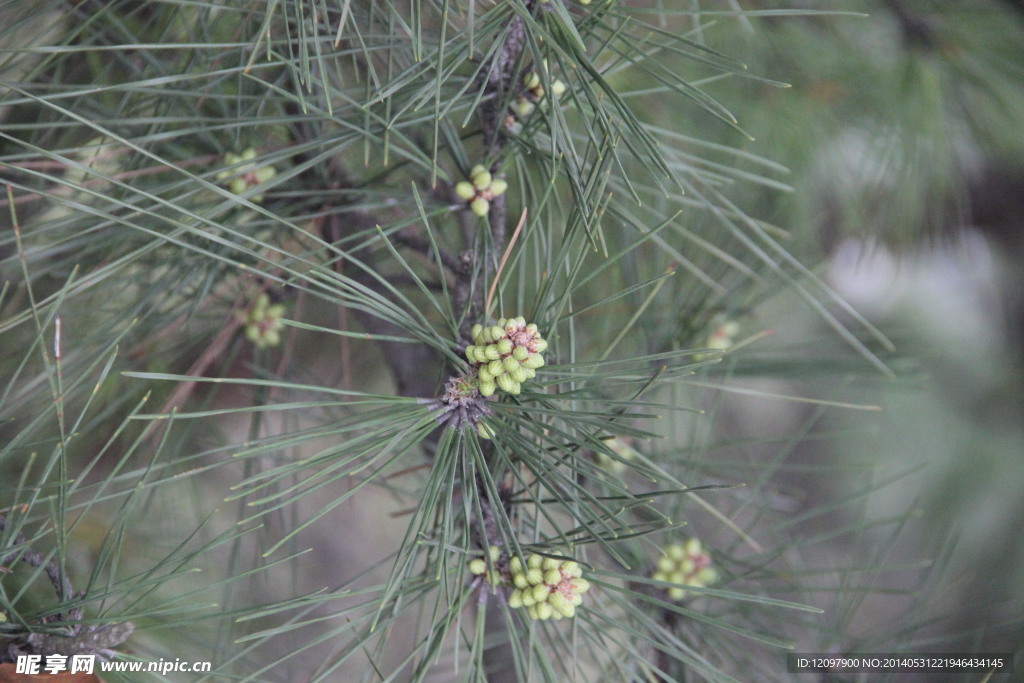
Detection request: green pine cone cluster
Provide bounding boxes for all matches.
[523,65,566,101]
[508,60,566,129]
[707,316,740,354]
[694,315,741,361]
[595,436,637,474]
[467,547,590,620]
[235,292,285,348]
[464,317,547,397]
[216,148,276,202]
[506,553,590,620]
[454,164,508,217]
[652,538,717,601]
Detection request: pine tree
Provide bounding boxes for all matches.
[2,1,1023,681]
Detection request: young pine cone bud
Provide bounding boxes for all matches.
[464,317,547,397]
[651,538,717,601]
[506,553,589,620]
[454,164,508,217]
[235,293,285,348]
[216,147,276,203]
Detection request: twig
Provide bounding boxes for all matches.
[0,515,72,608]
[0,515,134,663]
[466,6,541,677]
[393,232,466,275]
[320,211,444,399]
[155,313,242,416]
[0,150,278,210]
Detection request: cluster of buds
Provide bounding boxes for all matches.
[595,436,638,475]
[652,538,717,601]
[707,317,740,354]
[216,148,276,202]
[454,165,508,217]
[506,61,567,133]
[464,317,547,397]
[507,553,590,620]
[514,64,566,115]
[514,70,566,117]
[694,315,741,361]
[235,293,285,348]
[469,548,590,621]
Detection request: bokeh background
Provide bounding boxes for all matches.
[699,0,1024,667]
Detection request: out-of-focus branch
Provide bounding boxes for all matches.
[320,210,446,400]
[0,514,134,664]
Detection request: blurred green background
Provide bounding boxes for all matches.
[698,0,1024,664]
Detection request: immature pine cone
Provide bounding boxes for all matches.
[464,316,547,397]
[506,553,590,620]
[454,165,508,217]
[652,538,717,600]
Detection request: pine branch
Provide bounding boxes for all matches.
[0,515,133,663]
